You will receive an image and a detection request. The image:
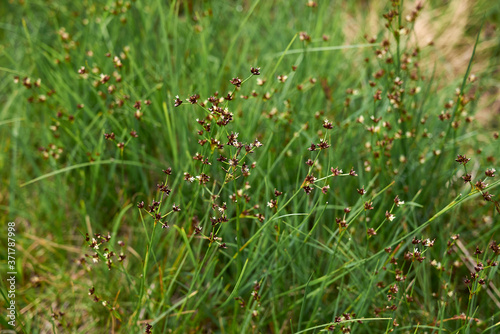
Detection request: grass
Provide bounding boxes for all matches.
[1,0,500,333]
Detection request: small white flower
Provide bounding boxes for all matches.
[423,238,435,247]
[253,139,263,147]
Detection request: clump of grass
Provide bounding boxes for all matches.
[1,0,499,333]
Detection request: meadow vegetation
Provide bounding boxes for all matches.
[1,0,500,333]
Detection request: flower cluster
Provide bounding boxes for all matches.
[82,232,126,270]
[137,167,180,229]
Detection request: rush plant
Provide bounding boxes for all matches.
[1,1,499,333]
